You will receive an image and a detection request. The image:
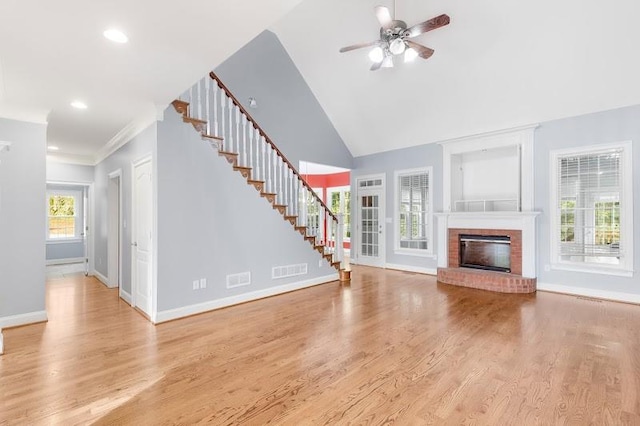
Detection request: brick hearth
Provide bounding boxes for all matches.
[437,227,537,293]
[437,267,536,294]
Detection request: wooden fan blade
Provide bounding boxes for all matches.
[339,41,379,53]
[375,6,393,28]
[404,14,450,38]
[406,40,435,60]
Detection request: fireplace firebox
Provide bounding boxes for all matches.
[459,234,511,273]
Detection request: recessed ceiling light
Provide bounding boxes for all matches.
[103,28,128,44]
[71,100,88,110]
[47,146,59,151]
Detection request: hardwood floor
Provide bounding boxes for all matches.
[2,267,640,425]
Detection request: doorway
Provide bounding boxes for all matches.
[355,175,385,267]
[45,182,92,279]
[107,170,122,291]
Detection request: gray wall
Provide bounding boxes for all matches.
[93,124,157,294]
[215,30,353,170]
[534,105,640,294]
[45,183,86,262]
[47,162,94,183]
[352,143,443,270]
[0,118,47,320]
[156,109,335,312]
[350,103,639,296]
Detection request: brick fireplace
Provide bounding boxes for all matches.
[434,212,540,294]
[437,227,535,293]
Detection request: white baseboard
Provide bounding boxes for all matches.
[46,257,85,266]
[120,289,132,305]
[155,273,339,324]
[385,263,437,276]
[0,310,48,329]
[537,282,640,305]
[91,270,110,287]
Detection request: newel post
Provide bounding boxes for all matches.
[336,213,344,263]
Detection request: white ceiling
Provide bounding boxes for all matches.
[272,0,640,157]
[3,0,640,164]
[0,0,303,164]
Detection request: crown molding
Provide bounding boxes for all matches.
[93,104,167,165]
[46,152,95,166]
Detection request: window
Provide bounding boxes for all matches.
[395,168,432,255]
[551,142,633,275]
[328,186,351,241]
[47,190,82,240]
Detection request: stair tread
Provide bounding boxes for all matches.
[219,151,238,156]
[233,165,252,170]
[183,116,207,124]
[202,134,223,141]
[247,179,265,183]
[261,192,276,196]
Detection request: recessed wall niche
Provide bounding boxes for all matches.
[440,125,537,213]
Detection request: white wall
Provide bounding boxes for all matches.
[0,118,47,327]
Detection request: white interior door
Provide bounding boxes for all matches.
[132,159,152,316]
[357,186,385,267]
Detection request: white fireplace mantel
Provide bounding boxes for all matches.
[435,211,541,278]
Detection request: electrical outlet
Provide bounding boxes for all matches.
[200,278,207,289]
[192,280,199,290]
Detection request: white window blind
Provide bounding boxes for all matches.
[398,172,429,250]
[556,149,622,263]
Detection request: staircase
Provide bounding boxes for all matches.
[171,72,347,274]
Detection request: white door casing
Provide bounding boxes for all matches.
[132,159,153,316]
[355,175,385,267]
[107,170,122,289]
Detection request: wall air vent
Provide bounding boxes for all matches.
[226,272,251,289]
[272,263,308,279]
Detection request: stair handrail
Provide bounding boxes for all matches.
[209,71,338,223]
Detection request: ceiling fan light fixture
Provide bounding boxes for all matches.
[404,47,418,62]
[381,55,394,68]
[368,46,384,63]
[389,38,406,55]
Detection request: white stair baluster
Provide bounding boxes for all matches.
[255,129,267,182]
[213,84,219,139]
[249,123,262,180]
[247,117,253,172]
[273,152,278,202]
[220,88,226,150]
[227,97,234,153]
[189,86,193,112]
[205,78,210,136]
[197,79,202,121]
[237,110,243,166]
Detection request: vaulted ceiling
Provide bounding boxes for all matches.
[2,0,640,163]
[272,0,640,156]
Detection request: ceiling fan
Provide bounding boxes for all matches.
[339,3,450,71]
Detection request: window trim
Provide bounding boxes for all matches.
[394,167,434,257]
[47,188,83,242]
[549,141,633,276]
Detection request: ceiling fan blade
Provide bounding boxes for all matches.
[406,40,435,60]
[375,6,393,28]
[370,61,383,71]
[404,14,450,38]
[339,41,380,53]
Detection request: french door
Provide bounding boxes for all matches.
[356,176,385,267]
